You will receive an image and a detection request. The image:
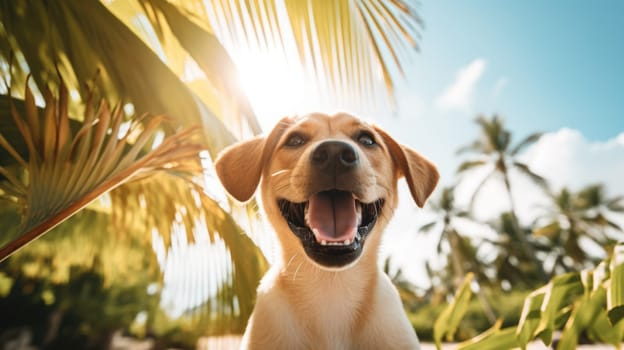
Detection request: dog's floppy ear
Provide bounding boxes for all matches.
[215,117,291,202]
[374,126,439,208]
[215,136,264,202]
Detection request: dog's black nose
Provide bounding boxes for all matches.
[311,141,359,173]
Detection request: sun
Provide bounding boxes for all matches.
[233,48,309,130]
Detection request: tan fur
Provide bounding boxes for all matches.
[215,112,439,349]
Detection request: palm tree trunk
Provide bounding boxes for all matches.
[502,172,547,282]
[447,230,465,289]
[448,228,497,322]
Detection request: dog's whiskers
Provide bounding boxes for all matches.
[285,254,298,270]
[292,261,304,282]
[271,169,291,177]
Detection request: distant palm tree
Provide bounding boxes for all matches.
[487,212,550,289]
[418,187,483,288]
[419,186,497,321]
[457,115,547,281]
[534,184,624,275]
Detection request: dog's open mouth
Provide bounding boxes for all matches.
[278,190,384,268]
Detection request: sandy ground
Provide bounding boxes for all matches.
[194,336,619,350]
[420,342,618,350]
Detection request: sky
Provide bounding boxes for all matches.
[223,1,624,288]
[377,1,624,287]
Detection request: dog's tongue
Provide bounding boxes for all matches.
[307,191,358,242]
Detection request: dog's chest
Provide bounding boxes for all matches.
[296,274,367,346]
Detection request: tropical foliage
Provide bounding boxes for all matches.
[434,242,624,350]
[0,0,423,347]
[457,115,548,282]
[422,116,624,349]
[1,1,622,348]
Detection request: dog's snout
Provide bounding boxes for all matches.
[311,141,359,173]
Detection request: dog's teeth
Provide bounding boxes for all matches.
[321,240,327,245]
[343,239,350,245]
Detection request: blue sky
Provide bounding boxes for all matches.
[369,0,624,285]
[413,1,624,140]
[356,0,624,188]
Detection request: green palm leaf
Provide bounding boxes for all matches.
[0,80,202,261]
[1,0,238,157]
[433,272,474,347]
[513,161,549,192]
[205,0,422,104]
[437,243,624,348]
[457,159,487,174]
[510,132,543,156]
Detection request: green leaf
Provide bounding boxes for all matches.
[145,0,261,135]
[513,161,549,192]
[0,81,202,262]
[534,273,583,345]
[433,272,474,347]
[456,160,486,174]
[557,286,606,350]
[510,132,543,156]
[1,0,237,158]
[608,242,624,325]
[516,287,546,348]
[457,323,519,350]
[417,221,437,234]
[532,222,560,239]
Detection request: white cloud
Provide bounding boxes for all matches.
[522,128,624,194]
[435,59,486,112]
[454,129,624,224]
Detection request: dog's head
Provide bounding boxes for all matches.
[215,112,438,270]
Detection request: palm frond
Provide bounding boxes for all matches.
[456,159,486,174]
[456,140,486,155]
[510,132,543,156]
[1,0,238,157]
[203,0,422,105]
[0,79,203,261]
[417,221,438,234]
[533,221,561,240]
[136,0,261,135]
[512,161,549,192]
[575,184,605,209]
[475,115,511,153]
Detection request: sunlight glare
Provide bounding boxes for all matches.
[234,49,307,129]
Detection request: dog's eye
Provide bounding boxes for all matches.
[357,133,376,147]
[285,134,306,147]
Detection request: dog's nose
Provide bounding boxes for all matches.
[311,141,359,173]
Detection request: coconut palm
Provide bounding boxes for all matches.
[457,115,547,282]
[418,187,486,288]
[0,0,424,343]
[486,212,551,289]
[419,186,497,321]
[534,184,624,275]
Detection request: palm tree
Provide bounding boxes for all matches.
[418,187,485,288]
[486,212,551,289]
[0,0,424,343]
[457,115,547,282]
[419,186,497,321]
[534,184,624,275]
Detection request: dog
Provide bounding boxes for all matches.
[215,112,439,349]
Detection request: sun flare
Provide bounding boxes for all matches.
[234,49,308,129]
